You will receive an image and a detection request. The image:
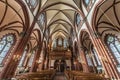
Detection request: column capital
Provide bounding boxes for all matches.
[93,32,101,39]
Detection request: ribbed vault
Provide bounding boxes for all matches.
[39,0,82,41]
[94,0,120,39]
[0,0,28,39]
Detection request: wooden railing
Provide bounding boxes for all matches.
[49,50,71,59]
[16,69,56,80]
[65,70,110,80]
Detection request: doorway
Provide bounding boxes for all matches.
[54,60,67,72]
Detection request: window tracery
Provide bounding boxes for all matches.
[58,38,62,46]
[53,39,57,48]
[86,54,93,66]
[91,48,101,66]
[106,35,120,64]
[76,13,81,26]
[0,35,14,64]
[83,0,95,10]
[85,51,93,66]
[18,46,28,67]
[38,13,45,28]
[28,50,35,67]
[84,0,90,6]
[64,39,68,48]
[26,0,38,9]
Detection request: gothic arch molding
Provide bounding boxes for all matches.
[92,0,120,40]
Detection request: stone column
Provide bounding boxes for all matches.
[91,33,120,79]
[96,38,120,79]
[79,48,89,72]
[0,37,28,79]
[0,19,36,79]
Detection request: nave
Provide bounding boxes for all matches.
[0,0,120,80]
[15,70,109,80]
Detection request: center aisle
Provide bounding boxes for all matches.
[53,72,67,80]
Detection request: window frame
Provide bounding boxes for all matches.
[91,46,101,66]
[37,12,46,31]
[26,0,38,11]
[0,34,15,65]
[76,13,81,27]
[18,45,29,67]
[105,34,120,65]
[83,0,95,11]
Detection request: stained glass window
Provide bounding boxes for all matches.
[106,35,120,64]
[92,48,101,66]
[38,13,45,27]
[0,35,14,64]
[28,50,35,67]
[85,51,93,66]
[76,13,81,26]
[26,0,38,9]
[86,54,93,66]
[18,46,28,67]
[84,0,90,6]
[29,0,38,8]
[58,38,62,46]
[53,39,57,48]
[64,39,67,48]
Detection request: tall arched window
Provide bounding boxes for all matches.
[91,48,101,66]
[76,13,81,26]
[58,38,62,46]
[0,35,14,64]
[83,0,95,10]
[64,39,67,48]
[38,13,45,27]
[84,0,90,6]
[86,54,93,66]
[53,39,57,48]
[26,0,38,8]
[85,51,93,66]
[18,46,28,67]
[106,35,120,64]
[28,50,35,67]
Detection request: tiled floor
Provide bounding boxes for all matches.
[53,72,67,80]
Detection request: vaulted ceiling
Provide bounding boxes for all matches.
[0,0,27,35]
[40,0,82,40]
[94,0,120,38]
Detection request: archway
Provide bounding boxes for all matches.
[80,31,102,73]
[54,59,67,72]
[72,41,83,71]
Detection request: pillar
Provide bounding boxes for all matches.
[91,33,120,79]
[79,48,89,72]
[0,36,28,79]
[76,37,89,72]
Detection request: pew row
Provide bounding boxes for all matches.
[65,70,110,80]
[16,69,56,80]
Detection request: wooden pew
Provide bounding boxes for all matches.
[65,70,110,80]
[16,69,56,80]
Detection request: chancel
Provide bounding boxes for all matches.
[0,0,120,80]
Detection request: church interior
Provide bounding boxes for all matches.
[0,0,120,80]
